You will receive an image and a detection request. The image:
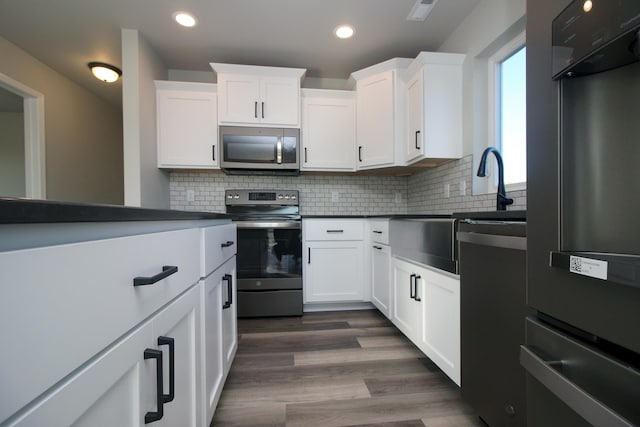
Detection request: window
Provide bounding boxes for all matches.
[488,32,526,189]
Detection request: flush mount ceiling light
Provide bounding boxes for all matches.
[334,25,355,39]
[407,0,438,22]
[583,0,593,12]
[174,11,197,27]
[88,62,122,83]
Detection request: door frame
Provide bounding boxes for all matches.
[0,71,46,199]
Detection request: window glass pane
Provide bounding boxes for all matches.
[499,46,526,185]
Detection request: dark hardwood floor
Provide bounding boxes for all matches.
[212,309,483,427]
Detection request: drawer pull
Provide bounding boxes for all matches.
[158,337,175,404]
[326,229,344,233]
[144,348,164,423]
[373,245,383,250]
[373,230,383,234]
[133,265,178,287]
[221,240,235,248]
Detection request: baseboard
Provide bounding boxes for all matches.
[303,302,375,312]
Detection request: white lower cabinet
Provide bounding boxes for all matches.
[201,256,236,425]
[8,284,202,427]
[303,219,366,304]
[391,257,460,386]
[371,244,391,316]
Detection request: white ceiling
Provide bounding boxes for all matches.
[0,0,481,108]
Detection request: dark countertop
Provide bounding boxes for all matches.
[452,210,526,221]
[0,198,230,224]
[302,214,453,219]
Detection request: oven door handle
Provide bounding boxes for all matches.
[235,221,301,229]
[520,345,635,427]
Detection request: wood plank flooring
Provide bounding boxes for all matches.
[212,309,484,427]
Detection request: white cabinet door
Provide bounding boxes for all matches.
[217,73,301,126]
[217,74,261,124]
[8,285,202,427]
[301,89,356,171]
[304,241,365,303]
[391,257,422,341]
[417,268,461,386]
[371,243,391,317]
[356,71,395,169]
[260,77,300,126]
[152,285,202,427]
[404,53,464,165]
[156,81,218,169]
[405,71,423,163]
[7,321,154,427]
[220,259,238,371]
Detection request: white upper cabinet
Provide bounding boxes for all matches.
[156,81,219,169]
[350,58,412,170]
[211,63,306,127]
[404,52,465,165]
[301,89,356,171]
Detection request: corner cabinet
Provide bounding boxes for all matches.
[301,89,356,171]
[404,52,465,165]
[211,63,306,127]
[155,81,219,169]
[391,257,461,386]
[303,219,366,304]
[350,58,412,169]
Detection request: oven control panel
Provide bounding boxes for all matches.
[225,189,299,206]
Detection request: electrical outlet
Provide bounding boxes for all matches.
[186,189,195,202]
[460,180,466,196]
[444,184,450,198]
[395,192,402,204]
[331,191,339,203]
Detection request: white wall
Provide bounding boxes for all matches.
[0,112,25,196]
[0,36,124,204]
[122,29,169,208]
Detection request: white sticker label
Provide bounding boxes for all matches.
[569,255,608,280]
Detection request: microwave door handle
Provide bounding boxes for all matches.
[276,138,282,164]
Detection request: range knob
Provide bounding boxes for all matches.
[227,194,233,199]
[291,194,297,200]
[234,194,240,199]
[278,194,284,200]
[284,194,290,199]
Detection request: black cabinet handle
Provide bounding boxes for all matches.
[414,275,422,301]
[373,245,383,250]
[222,274,233,309]
[261,102,265,118]
[308,247,311,264]
[304,147,308,163]
[373,230,383,234]
[254,101,258,118]
[212,145,216,161]
[415,130,421,150]
[144,348,164,424]
[157,337,175,404]
[358,146,363,162]
[134,266,178,287]
[409,274,416,299]
[326,229,344,233]
[221,240,234,248]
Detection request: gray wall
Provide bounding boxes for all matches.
[122,29,169,208]
[0,36,124,204]
[0,112,25,196]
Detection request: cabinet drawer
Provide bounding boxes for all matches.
[201,223,237,277]
[304,219,364,241]
[0,228,200,423]
[369,219,390,244]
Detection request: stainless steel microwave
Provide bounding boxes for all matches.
[219,126,300,175]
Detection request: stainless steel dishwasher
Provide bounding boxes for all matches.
[457,219,528,427]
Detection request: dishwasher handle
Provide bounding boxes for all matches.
[457,231,526,251]
[520,345,635,427]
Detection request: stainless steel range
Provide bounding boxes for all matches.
[225,189,302,317]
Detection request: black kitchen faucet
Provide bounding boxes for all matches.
[477,147,514,211]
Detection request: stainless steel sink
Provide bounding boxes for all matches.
[389,217,458,274]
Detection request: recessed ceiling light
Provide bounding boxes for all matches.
[407,0,438,22]
[174,11,197,27]
[583,0,593,12]
[334,25,355,39]
[88,62,121,83]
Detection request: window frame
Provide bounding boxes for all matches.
[487,31,526,192]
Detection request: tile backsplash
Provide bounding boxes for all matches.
[169,155,526,215]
